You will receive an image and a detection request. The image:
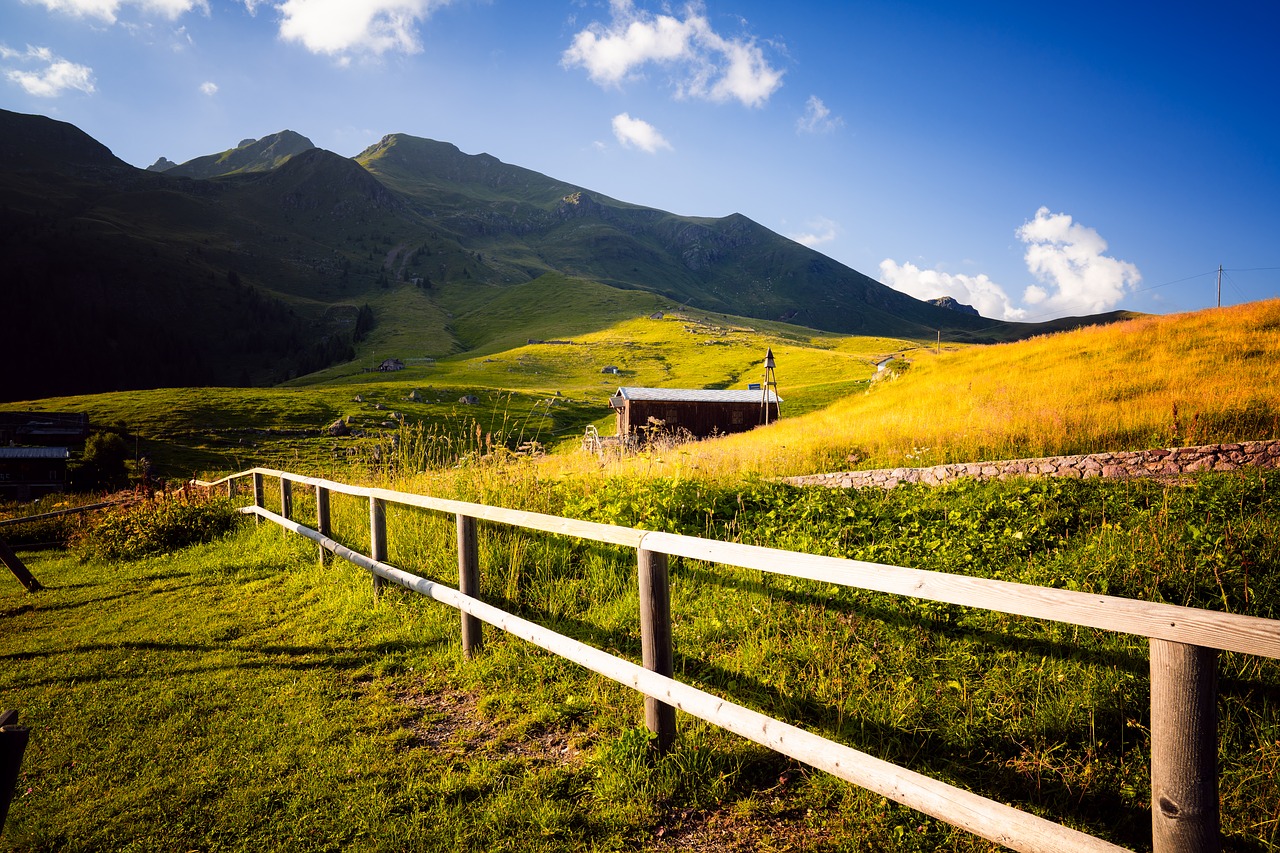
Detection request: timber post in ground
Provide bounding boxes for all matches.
[0,537,41,593]
[315,485,330,565]
[457,513,482,658]
[1150,639,1220,853]
[280,477,293,521]
[369,497,387,599]
[252,472,264,524]
[638,547,675,753]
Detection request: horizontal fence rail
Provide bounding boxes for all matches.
[197,466,1280,853]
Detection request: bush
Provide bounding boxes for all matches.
[71,492,242,561]
[70,431,130,491]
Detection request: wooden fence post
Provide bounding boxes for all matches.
[638,547,675,753]
[280,477,293,521]
[315,485,330,565]
[0,710,30,834]
[252,473,264,525]
[457,513,482,658]
[369,497,386,599]
[226,478,234,499]
[0,537,42,593]
[1150,639,1220,853]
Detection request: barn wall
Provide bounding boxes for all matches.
[620,400,779,438]
[0,458,68,500]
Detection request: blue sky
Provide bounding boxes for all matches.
[4,0,1278,321]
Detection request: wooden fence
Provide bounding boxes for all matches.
[197,466,1280,853]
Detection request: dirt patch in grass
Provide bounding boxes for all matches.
[646,803,834,852]
[388,683,586,765]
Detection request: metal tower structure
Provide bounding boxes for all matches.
[761,348,779,425]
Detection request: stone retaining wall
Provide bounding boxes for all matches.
[786,440,1280,490]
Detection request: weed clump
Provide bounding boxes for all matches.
[71,492,242,561]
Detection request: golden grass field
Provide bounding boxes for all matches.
[538,299,1280,483]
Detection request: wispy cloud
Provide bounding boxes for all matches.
[563,0,783,108]
[796,95,841,134]
[24,0,208,24]
[2,44,96,97]
[612,112,672,153]
[879,259,1026,321]
[277,0,451,60]
[1017,207,1140,314]
[788,215,838,247]
[199,80,217,95]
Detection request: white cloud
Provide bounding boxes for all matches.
[24,0,207,24]
[2,45,96,97]
[1016,206,1140,314]
[277,0,447,58]
[199,80,217,95]
[612,112,672,153]
[563,0,783,108]
[796,94,841,134]
[788,215,838,247]
[879,259,1028,321]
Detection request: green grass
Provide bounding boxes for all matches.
[2,286,914,479]
[4,471,1278,851]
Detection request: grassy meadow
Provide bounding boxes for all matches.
[3,299,1280,851]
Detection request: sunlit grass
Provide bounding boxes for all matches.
[6,469,1278,851]
[550,300,1280,482]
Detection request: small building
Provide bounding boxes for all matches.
[609,387,782,440]
[0,447,70,500]
[378,358,405,372]
[0,412,89,446]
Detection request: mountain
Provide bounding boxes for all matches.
[929,296,980,316]
[0,109,1133,403]
[151,130,316,179]
[354,134,1003,337]
[0,110,129,175]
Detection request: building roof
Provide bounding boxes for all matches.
[0,447,70,460]
[611,387,781,405]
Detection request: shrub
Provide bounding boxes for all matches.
[71,492,242,561]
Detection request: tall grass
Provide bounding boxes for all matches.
[556,300,1280,481]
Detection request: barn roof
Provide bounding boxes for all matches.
[611,387,781,405]
[0,447,70,460]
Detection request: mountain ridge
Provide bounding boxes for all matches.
[0,109,1136,403]
[149,130,317,179]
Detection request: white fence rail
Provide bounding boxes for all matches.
[197,466,1280,853]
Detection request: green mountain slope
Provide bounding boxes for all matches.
[154,130,316,179]
[354,133,1024,338]
[1,109,1134,404]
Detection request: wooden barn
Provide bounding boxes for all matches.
[609,387,782,440]
[0,412,89,446]
[0,447,70,500]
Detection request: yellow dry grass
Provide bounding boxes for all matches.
[543,299,1280,482]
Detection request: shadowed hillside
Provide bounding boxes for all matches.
[1,109,1135,403]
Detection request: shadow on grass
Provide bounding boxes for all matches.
[0,638,448,690]
[676,562,1280,703]
[16,591,135,613]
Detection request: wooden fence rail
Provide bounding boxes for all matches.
[196,466,1280,853]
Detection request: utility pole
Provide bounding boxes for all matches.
[1217,265,1223,308]
[761,348,778,426]
[936,330,941,356]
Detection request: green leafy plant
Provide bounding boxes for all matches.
[70,491,242,561]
